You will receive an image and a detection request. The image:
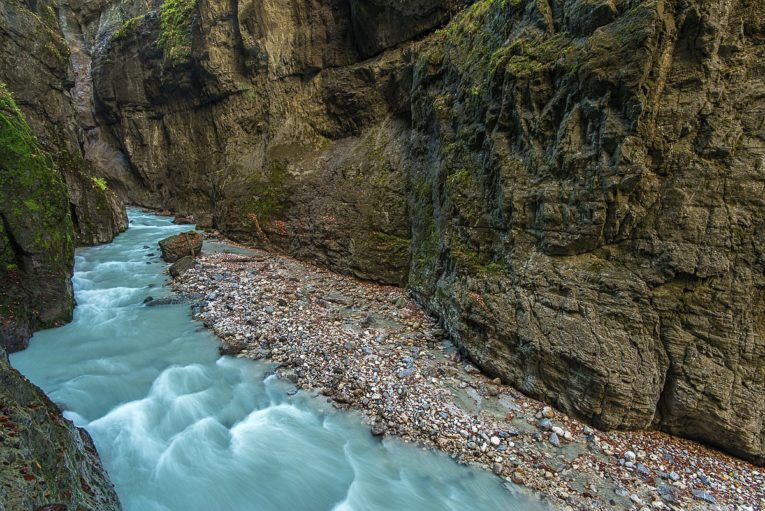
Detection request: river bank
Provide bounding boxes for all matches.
[11,210,531,511]
[174,240,764,511]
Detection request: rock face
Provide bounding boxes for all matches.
[0,0,128,249]
[406,0,765,465]
[0,83,74,353]
[0,85,121,511]
[89,0,426,285]
[0,348,121,510]
[81,0,763,464]
[1,2,126,506]
[159,231,203,262]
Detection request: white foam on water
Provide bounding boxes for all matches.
[10,209,541,511]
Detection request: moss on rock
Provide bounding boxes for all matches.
[0,82,74,351]
[158,0,199,63]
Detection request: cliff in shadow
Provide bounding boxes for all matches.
[75,0,765,464]
[0,1,125,508]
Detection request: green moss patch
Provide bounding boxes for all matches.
[158,0,199,63]
[244,161,290,224]
[113,15,144,41]
[0,82,73,267]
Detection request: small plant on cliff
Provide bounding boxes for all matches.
[158,0,199,63]
[91,176,109,191]
[113,15,144,41]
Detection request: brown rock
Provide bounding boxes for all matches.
[169,256,197,278]
[159,232,203,263]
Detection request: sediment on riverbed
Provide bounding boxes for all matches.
[173,246,764,511]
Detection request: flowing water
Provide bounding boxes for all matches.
[11,210,538,511]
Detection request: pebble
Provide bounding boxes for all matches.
[172,248,765,511]
[691,489,716,503]
[397,368,415,379]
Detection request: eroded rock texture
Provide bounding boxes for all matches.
[1,2,126,507]
[0,348,121,510]
[0,0,127,249]
[408,0,765,465]
[0,83,74,352]
[88,0,439,285]
[84,0,764,464]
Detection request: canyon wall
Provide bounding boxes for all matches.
[1,1,125,508]
[1,0,128,350]
[407,0,765,466]
[76,0,764,464]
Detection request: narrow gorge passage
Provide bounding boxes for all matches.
[10,210,538,511]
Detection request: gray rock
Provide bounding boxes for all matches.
[691,489,717,504]
[397,368,416,379]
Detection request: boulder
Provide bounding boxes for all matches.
[169,256,197,278]
[158,232,203,263]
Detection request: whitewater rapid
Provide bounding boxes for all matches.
[11,210,538,511]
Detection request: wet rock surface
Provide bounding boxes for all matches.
[174,246,764,511]
[0,349,121,510]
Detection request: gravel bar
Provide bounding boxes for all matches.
[172,246,764,511]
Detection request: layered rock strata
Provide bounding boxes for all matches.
[76,0,765,464]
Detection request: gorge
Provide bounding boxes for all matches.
[10,209,532,511]
[0,0,763,509]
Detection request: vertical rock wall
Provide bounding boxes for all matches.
[407,0,764,465]
[1,3,124,508]
[81,0,764,464]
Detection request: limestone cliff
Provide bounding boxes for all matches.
[82,0,763,464]
[408,0,764,466]
[0,0,127,251]
[0,84,121,511]
[1,2,125,507]
[0,82,73,352]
